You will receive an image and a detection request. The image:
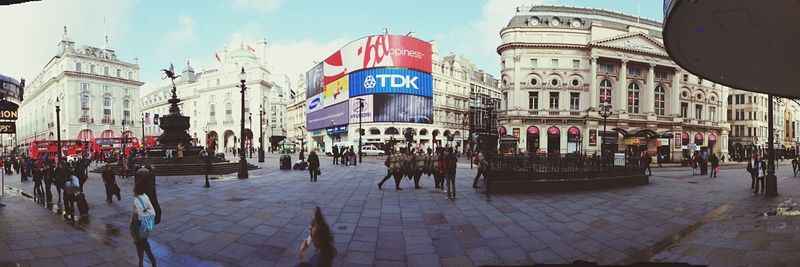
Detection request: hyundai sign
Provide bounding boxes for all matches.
[349,68,432,97]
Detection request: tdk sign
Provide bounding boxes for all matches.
[350,68,432,97]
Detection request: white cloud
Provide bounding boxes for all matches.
[471,0,543,56]
[231,0,281,13]
[267,38,351,81]
[0,0,135,81]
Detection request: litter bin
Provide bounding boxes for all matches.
[280,155,291,170]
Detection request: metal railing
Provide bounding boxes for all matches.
[102,118,115,125]
[79,116,94,123]
[484,155,646,181]
[223,119,235,125]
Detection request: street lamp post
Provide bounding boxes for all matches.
[356,98,364,163]
[484,100,495,155]
[55,97,62,162]
[237,67,249,179]
[258,105,264,163]
[766,95,778,196]
[121,119,127,157]
[599,103,613,157]
[141,113,146,151]
[462,115,468,157]
[248,112,253,159]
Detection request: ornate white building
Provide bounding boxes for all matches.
[497,5,730,160]
[286,74,307,145]
[18,27,143,148]
[140,41,277,152]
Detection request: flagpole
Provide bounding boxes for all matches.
[636,0,640,24]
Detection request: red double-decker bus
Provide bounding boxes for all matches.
[93,137,140,155]
[143,135,159,148]
[29,139,87,159]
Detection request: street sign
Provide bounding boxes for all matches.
[0,122,15,133]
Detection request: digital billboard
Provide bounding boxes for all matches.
[372,94,432,124]
[306,101,349,130]
[324,75,349,106]
[349,95,373,124]
[348,68,432,97]
[305,62,324,96]
[323,34,432,84]
[305,93,325,113]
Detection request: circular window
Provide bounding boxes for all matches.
[571,79,579,86]
[530,79,538,86]
[682,91,689,97]
[551,79,559,86]
[696,94,703,100]
[502,79,508,86]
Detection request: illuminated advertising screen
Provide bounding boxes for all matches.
[305,62,324,96]
[324,75,349,106]
[349,95,373,124]
[348,68,432,97]
[305,93,325,113]
[323,34,432,84]
[306,102,349,130]
[372,94,432,123]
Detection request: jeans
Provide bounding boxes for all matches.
[754,176,765,194]
[473,169,484,187]
[308,168,318,182]
[44,179,53,203]
[378,171,402,189]
[446,172,456,199]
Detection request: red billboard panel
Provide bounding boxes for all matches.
[323,34,432,84]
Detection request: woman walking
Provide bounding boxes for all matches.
[297,207,337,267]
[307,151,320,182]
[131,181,157,267]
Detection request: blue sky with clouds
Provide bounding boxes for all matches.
[0,0,663,91]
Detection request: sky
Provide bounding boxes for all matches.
[0,0,663,94]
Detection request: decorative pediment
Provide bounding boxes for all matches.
[590,32,668,57]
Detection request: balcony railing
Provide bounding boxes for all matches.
[629,114,647,120]
[121,119,134,126]
[223,119,235,125]
[207,121,218,126]
[79,116,94,123]
[548,111,560,116]
[657,116,672,122]
[102,118,115,125]
[528,110,539,115]
[569,111,580,116]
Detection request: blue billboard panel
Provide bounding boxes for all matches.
[306,102,349,130]
[373,94,433,124]
[348,68,433,97]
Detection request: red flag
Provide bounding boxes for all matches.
[247,45,256,53]
[215,52,221,62]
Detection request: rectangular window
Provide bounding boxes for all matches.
[599,63,614,73]
[80,83,89,91]
[116,69,121,77]
[572,60,580,69]
[104,67,109,76]
[226,92,232,100]
[727,110,732,121]
[528,92,539,110]
[695,104,703,120]
[551,59,558,68]
[655,71,668,80]
[91,65,96,74]
[627,67,642,76]
[549,92,559,110]
[210,95,215,101]
[682,74,689,82]
[530,59,537,68]
[710,107,716,121]
[123,88,130,95]
[76,62,82,72]
[748,127,752,137]
[681,102,688,118]
[128,71,132,80]
[103,85,111,93]
[570,92,580,110]
[698,77,703,84]
[748,96,752,103]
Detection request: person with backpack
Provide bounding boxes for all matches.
[412,149,426,189]
[135,166,162,225]
[62,171,81,220]
[378,150,403,190]
[131,180,157,267]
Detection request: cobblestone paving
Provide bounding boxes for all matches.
[1,154,798,266]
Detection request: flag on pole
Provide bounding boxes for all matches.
[247,45,256,53]
[145,112,150,124]
[215,52,221,62]
[154,114,159,125]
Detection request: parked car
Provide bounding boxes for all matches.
[360,145,384,156]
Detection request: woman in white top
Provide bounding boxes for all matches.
[131,181,157,267]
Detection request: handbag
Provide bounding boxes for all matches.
[315,168,321,175]
[135,196,155,233]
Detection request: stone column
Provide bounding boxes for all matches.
[589,56,598,110]
[645,63,656,114]
[720,86,728,123]
[617,60,628,113]
[671,68,682,116]
[513,55,522,109]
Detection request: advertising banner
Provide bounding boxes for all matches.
[305,62,324,96]
[0,75,22,101]
[589,129,597,146]
[323,34,432,84]
[324,75,349,106]
[349,68,433,97]
[0,122,15,134]
[307,102,349,130]
[349,95,373,124]
[0,100,19,120]
[306,93,325,113]
[372,94,432,123]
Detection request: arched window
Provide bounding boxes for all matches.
[599,79,612,106]
[655,86,666,116]
[627,82,640,113]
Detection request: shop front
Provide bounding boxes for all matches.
[526,126,540,154]
[546,126,560,155]
[566,127,582,154]
[624,136,647,157]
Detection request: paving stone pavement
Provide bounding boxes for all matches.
[1,154,798,267]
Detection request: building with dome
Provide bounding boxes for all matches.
[496,5,730,160]
[17,27,143,152]
[140,40,289,153]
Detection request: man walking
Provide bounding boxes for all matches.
[412,149,426,189]
[332,145,339,165]
[472,151,487,188]
[445,148,458,200]
[709,153,719,178]
[378,150,403,190]
[753,156,767,195]
[746,155,758,190]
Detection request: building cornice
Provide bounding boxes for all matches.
[497,43,585,55]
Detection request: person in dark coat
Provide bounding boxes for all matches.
[746,154,758,190]
[102,165,121,203]
[445,147,458,200]
[135,166,162,224]
[307,151,320,182]
[709,153,720,178]
[332,146,339,165]
[753,157,767,195]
